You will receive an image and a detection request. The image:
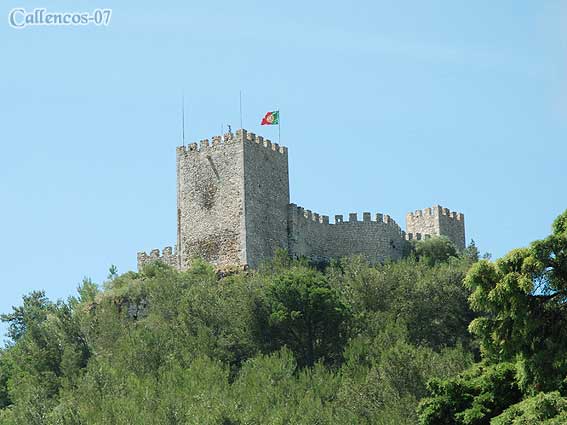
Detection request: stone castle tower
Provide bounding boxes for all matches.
[137,129,465,270]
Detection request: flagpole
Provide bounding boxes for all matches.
[278,109,280,144]
[182,93,185,147]
[239,90,243,129]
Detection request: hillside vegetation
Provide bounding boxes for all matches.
[0,210,565,424]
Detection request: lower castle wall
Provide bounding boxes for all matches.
[288,205,409,264]
[137,247,179,270]
[138,203,465,270]
[287,206,330,261]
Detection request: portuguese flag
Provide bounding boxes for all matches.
[261,110,279,125]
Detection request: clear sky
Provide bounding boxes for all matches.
[1,1,566,342]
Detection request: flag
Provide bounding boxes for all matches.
[261,111,279,125]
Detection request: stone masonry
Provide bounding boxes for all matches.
[137,129,466,270]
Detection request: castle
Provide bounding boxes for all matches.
[137,129,465,270]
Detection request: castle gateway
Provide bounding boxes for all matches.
[137,129,465,270]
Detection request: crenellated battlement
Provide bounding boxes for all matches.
[240,129,288,155]
[288,204,330,224]
[405,205,465,249]
[287,204,409,264]
[176,128,287,156]
[406,205,464,222]
[137,246,179,269]
[288,204,403,234]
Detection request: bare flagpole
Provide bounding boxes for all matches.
[278,109,280,144]
[239,90,243,129]
[182,93,186,147]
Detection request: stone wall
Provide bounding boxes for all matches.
[288,204,409,264]
[437,207,466,250]
[242,130,290,268]
[176,134,246,268]
[287,205,330,262]
[172,128,291,269]
[137,246,179,269]
[406,205,465,250]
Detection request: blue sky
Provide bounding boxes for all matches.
[1,1,566,342]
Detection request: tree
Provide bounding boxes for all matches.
[492,391,567,425]
[340,328,473,425]
[107,265,118,280]
[413,236,458,265]
[418,362,522,425]
[1,291,52,342]
[0,350,11,409]
[328,255,476,351]
[418,209,567,424]
[463,239,480,263]
[465,209,567,391]
[258,266,351,367]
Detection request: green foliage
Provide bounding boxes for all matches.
[339,327,473,424]
[464,239,481,263]
[328,254,477,351]
[76,278,98,305]
[0,350,11,409]
[464,210,567,392]
[413,236,458,265]
[419,209,567,425]
[492,391,567,425]
[107,265,118,280]
[231,348,346,424]
[257,265,351,367]
[418,362,522,425]
[1,291,52,342]
[67,355,233,425]
[0,240,479,423]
